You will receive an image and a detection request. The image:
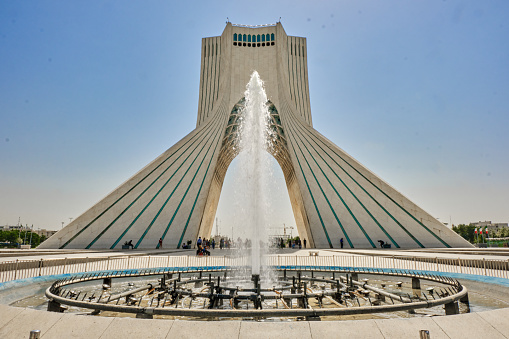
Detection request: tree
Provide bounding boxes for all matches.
[0,230,45,248]
[494,227,509,238]
[452,224,476,243]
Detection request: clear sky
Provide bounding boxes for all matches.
[1,1,508,233]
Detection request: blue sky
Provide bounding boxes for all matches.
[1,1,508,232]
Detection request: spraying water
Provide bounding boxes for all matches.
[234,71,274,276]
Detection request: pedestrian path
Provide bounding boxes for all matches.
[0,304,508,339]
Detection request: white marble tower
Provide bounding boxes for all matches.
[40,23,472,249]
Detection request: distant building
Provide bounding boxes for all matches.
[0,225,29,231]
[471,221,508,231]
[34,229,58,238]
[0,226,57,238]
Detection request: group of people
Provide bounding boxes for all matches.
[196,236,211,256]
[219,237,231,249]
[123,237,164,250]
[276,237,307,249]
[180,237,233,252]
[124,235,389,251]
[123,240,134,249]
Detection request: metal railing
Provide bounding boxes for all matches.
[1,254,508,283]
[44,268,467,318]
[232,23,277,28]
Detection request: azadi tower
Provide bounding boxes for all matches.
[40,23,471,250]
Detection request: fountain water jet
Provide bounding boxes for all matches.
[234,71,275,278]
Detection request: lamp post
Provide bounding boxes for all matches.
[283,224,294,237]
[29,224,33,246]
[17,217,21,246]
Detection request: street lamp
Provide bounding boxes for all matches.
[29,224,33,246]
[24,224,28,244]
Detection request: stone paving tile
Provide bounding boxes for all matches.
[0,304,24,328]
[309,319,384,339]
[476,308,509,338]
[0,307,64,339]
[168,320,241,339]
[432,312,505,339]
[100,317,174,339]
[375,316,449,339]
[3,305,509,339]
[41,313,114,339]
[240,321,311,339]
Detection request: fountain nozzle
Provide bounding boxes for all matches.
[251,274,260,290]
[251,274,262,309]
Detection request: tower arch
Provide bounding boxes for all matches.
[196,98,314,246]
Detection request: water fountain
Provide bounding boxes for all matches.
[42,267,472,320]
[233,71,275,287]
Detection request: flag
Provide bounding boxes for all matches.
[474,228,478,234]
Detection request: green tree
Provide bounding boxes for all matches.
[0,229,45,248]
[494,227,509,238]
[452,224,476,243]
[40,235,47,244]
[0,230,22,247]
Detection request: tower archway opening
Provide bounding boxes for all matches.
[197,98,312,247]
[214,153,297,244]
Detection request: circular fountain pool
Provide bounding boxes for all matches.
[6,266,508,321]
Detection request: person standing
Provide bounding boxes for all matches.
[340,238,344,249]
[158,238,163,249]
[303,239,307,248]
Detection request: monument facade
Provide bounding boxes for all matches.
[40,23,471,249]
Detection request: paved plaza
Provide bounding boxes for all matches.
[1,303,508,339]
[3,246,509,262]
